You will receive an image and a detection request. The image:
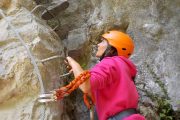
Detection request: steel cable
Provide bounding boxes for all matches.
[0,9,46,120]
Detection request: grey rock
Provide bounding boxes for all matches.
[0,0,179,119]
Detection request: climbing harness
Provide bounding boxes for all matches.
[38,70,95,109]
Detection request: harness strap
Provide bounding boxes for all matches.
[108,109,137,120]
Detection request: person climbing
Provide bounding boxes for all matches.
[64,30,146,120]
[34,0,69,20]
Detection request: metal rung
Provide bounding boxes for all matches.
[37,55,62,63]
[38,98,55,103]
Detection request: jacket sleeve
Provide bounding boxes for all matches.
[90,58,120,90]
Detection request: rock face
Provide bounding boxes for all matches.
[0,0,179,120]
[55,0,179,119]
[0,0,65,120]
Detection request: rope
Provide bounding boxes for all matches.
[54,70,95,109]
[0,9,45,120]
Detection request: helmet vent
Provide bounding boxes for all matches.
[128,53,131,56]
[122,48,126,50]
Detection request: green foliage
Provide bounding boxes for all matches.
[144,90,175,120]
[145,62,175,120]
[146,62,168,98]
[157,98,175,120]
[81,63,87,69]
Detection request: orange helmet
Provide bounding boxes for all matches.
[102,30,134,58]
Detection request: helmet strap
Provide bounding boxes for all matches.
[99,46,118,61]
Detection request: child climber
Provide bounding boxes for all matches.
[65,30,146,120]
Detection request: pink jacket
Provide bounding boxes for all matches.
[90,56,145,120]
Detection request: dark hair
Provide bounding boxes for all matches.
[100,45,118,61]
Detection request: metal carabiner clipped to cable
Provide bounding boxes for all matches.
[38,91,57,103]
